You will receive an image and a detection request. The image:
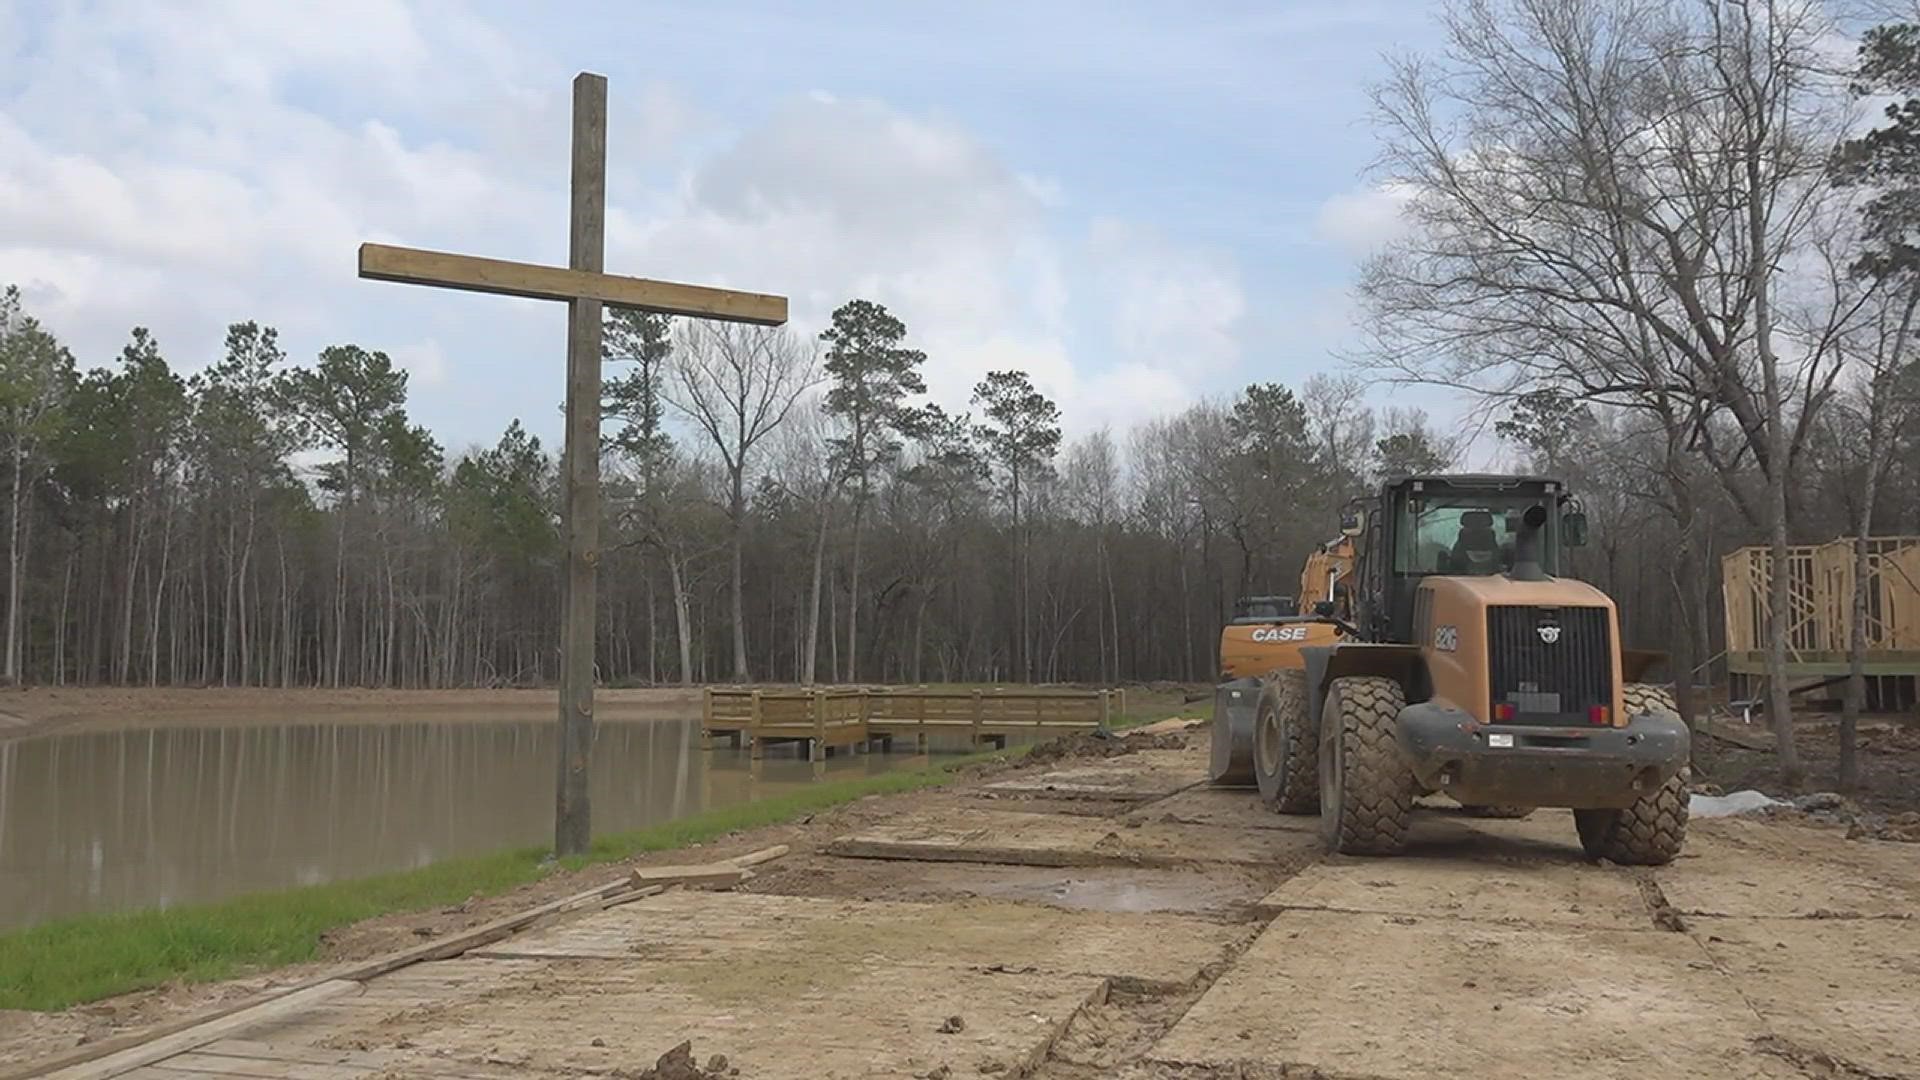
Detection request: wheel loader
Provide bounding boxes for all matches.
[1209,534,1354,782]
[1216,474,1691,865]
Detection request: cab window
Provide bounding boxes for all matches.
[1393,494,1558,577]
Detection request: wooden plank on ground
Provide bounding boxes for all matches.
[826,807,1318,869]
[39,982,363,1080]
[727,845,789,868]
[1703,717,1776,751]
[627,864,747,889]
[6,878,631,1080]
[467,891,1247,993]
[194,1042,397,1069]
[136,1050,371,1079]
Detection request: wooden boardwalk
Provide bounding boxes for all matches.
[702,686,1121,759]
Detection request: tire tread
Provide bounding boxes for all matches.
[1323,675,1414,855]
[1573,683,1690,866]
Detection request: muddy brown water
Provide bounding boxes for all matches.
[0,715,956,931]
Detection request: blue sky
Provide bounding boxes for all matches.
[1,0,1442,455]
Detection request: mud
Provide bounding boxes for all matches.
[1026,728,1189,765]
[1702,714,1920,815]
[624,1040,739,1079]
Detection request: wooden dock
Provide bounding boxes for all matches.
[702,686,1122,759]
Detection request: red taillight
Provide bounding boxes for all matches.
[1492,702,1516,722]
[1589,705,1610,726]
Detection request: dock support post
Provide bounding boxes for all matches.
[749,689,764,760]
[812,690,827,762]
[971,688,984,749]
[1100,689,1111,732]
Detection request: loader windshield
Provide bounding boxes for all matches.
[1394,494,1559,577]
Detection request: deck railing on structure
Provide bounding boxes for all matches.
[1722,537,1920,673]
[1721,537,1920,710]
[702,686,1122,760]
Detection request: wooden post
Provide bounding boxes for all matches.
[971,688,984,748]
[812,689,826,762]
[355,74,786,858]
[554,71,607,858]
[749,688,764,760]
[917,691,929,753]
[701,687,714,750]
[1100,689,1111,731]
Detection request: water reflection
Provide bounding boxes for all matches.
[0,718,924,931]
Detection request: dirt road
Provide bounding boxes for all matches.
[5,722,1916,1079]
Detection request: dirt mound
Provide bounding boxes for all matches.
[1847,811,1920,843]
[621,1041,738,1079]
[1741,793,1920,843]
[1860,725,1920,756]
[1027,729,1186,765]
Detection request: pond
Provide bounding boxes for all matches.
[0,716,933,931]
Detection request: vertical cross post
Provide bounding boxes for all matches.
[555,72,607,857]
[357,71,785,859]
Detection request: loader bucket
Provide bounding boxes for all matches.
[1210,677,1261,786]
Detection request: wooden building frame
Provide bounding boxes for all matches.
[1721,537,1920,708]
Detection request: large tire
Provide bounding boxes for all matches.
[1318,675,1415,855]
[1572,683,1690,865]
[1253,670,1319,814]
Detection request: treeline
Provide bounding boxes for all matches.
[0,287,1467,690]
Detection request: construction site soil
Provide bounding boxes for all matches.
[4,716,1918,1080]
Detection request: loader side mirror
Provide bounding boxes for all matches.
[1340,509,1365,537]
[1563,511,1588,547]
[1313,600,1336,618]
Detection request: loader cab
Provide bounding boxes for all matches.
[1230,595,1296,624]
[1351,475,1586,642]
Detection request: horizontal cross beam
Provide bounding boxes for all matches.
[358,242,788,326]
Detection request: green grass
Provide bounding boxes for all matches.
[0,745,1030,1013]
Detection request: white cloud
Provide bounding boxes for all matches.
[1314,182,1415,257]
[0,1,1259,451]
[390,339,451,389]
[610,94,1081,422]
[1087,218,1245,374]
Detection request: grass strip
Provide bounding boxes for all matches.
[0,744,1026,1012]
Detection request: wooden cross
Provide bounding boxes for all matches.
[358,72,788,855]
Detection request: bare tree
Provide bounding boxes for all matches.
[669,322,816,682]
[1825,278,1920,786]
[771,400,844,684]
[1357,0,1852,781]
[1062,430,1123,682]
[0,287,71,683]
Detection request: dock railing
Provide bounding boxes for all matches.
[702,685,1122,760]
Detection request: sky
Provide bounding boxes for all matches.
[0,0,1443,456]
